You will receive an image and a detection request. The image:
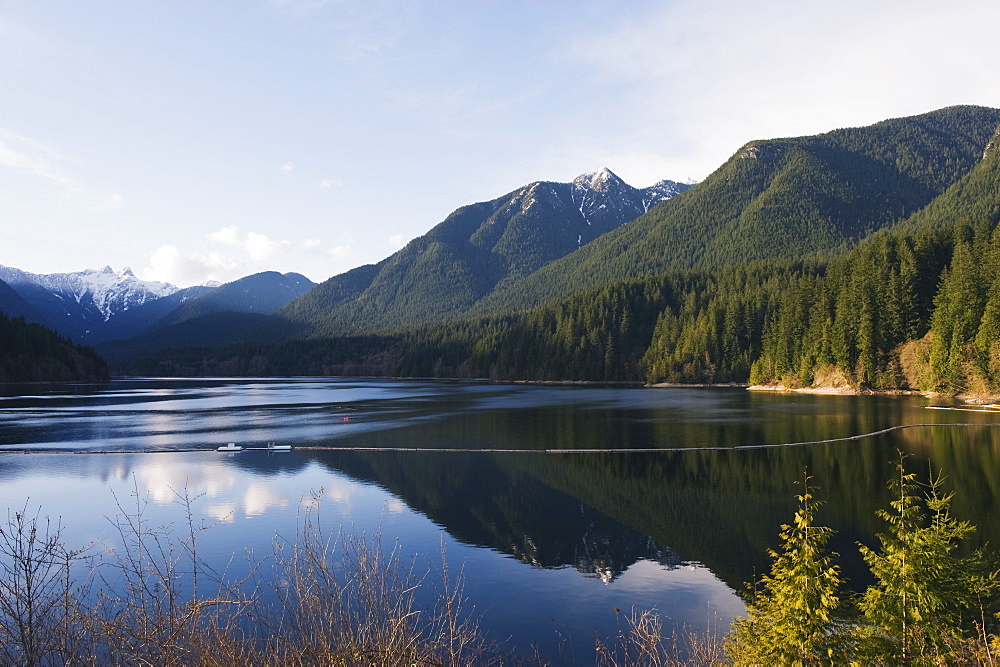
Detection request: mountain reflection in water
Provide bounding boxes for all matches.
[1,378,999,657]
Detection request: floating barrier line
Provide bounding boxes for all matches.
[2,422,999,455]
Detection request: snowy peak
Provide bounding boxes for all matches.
[0,264,181,338]
[641,179,690,212]
[572,167,627,194]
[568,167,691,232]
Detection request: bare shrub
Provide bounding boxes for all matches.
[261,491,498,665]
[0,487,497,664]
[595,607,727,667]
[94,482,255,664]
[0,502,96,666]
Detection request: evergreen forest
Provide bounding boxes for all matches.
[0,311,109,383]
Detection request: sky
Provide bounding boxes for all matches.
[2,0,999,287]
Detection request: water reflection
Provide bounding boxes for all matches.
[1,379,999,657]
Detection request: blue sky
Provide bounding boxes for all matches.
[2,0,998,287]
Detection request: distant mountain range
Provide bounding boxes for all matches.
[0,265,177,341]
[0,265,315,344]
[276,168,690,335]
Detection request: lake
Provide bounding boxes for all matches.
[1,378,998,660]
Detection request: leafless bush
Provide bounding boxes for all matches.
[0,501,97,666]
[595,607,727,667]
[93,481,255,664]
[0,482,525,664]
[260,490,499,665]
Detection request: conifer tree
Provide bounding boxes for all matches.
[856,455,999,663]
[726,476,841,665]
[929,236,986,387]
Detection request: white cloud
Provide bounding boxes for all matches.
[208,225,241,245]
[280,162,294,173]
[319,177,343,189]
[206,226,293,261]
[327,244,351,259]
[145,227,302,286]
[143,244,238,286]
[0,131,72,186]
[387,234,406,248]
[563,0,1000,182]
[303,238,322,249]
[246,231,292,261]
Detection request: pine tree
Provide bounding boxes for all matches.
[726,476,841,665]
[856,455,999,663]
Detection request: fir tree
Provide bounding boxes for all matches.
[856,455,999,663]
[727,476,841,665]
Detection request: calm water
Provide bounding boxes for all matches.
[1,378,999,659]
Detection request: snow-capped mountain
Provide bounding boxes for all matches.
[0,265,179,340]
[570,167,689,238]
[277,167,692,335]
[0,264,319,345]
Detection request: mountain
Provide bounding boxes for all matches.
[276,168,689,336]
[85,271,315,344]
[154,271,315,328]
[96,312,272,367]
[470,105,1000,316]
[81,285,218,344]
[889,122,1000,236]
[0,277,45,322]
[0,265,316,346]
[0,265,178,341]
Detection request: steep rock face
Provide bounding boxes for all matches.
[278,169,690,335]
[0,265,178,340]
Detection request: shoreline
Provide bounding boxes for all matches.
[746,383,1000,405]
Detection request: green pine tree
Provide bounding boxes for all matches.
[856,455,999,663]
[726,476,841,665]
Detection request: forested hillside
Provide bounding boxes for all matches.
[472,105,1000,316]
[0,311,109,382]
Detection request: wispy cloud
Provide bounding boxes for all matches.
[143,227,297,285]
[327,243,351,259]
[265,0,410,60]
[280,162,294,173]
[208,225,241,245]
[562,0,1000,181]
[0,128,124,211]
[208,225,293,260]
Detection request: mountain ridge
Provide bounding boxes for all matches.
[0,266,316,345]
[468,104,1000,317]
[276,168,690,336]
[0,265,179,341]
